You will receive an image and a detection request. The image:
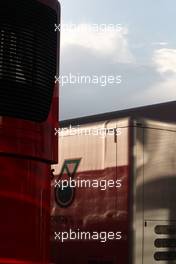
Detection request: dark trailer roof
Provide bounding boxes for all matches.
[60,101,176,127]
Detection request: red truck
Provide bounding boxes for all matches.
[0,0,60,263]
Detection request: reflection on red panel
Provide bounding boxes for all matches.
[0,157,50,263]
[0,259,35,264]
[0,86,58,263]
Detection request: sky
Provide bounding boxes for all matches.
[58,0,176,120]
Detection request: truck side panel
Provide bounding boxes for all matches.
[51,119,131,264]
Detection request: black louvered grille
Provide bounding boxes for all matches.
[154,225,176,261]
[0,0,58,122]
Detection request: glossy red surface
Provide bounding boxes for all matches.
[0,80,58,263]
[0,79,58,263]
[0,157,50,263]
[0,0,59,262]
[0,259,35,264]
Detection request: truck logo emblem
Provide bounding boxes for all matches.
[55,159,81,207]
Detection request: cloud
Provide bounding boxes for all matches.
[142,48,176,101]
[59,29,176,120]
[153,48,176,74]
[61,23,134,64]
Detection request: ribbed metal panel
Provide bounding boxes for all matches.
[0,0,57,122]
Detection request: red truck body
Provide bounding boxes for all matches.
[0,0,60,263]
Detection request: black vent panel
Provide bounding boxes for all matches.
[154,225,176,261]
[0,0,58,122]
